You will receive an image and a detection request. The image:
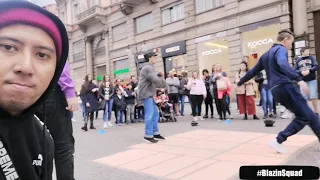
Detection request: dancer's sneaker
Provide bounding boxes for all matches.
[71,118,76,122]
[108,121,113,127]
[154,134,165,141]
[144,137,158,143]
[198,116,205,121]
[103,122,108,129]
[268,139,287,154]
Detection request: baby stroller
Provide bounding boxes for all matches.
[156,90,177,123]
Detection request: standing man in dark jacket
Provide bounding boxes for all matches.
[36,62,77,180]
[238,29,320,154]
[294,47,319,115]
[177,71,187,116]
[138,52,166,143]
[0,1,70,179]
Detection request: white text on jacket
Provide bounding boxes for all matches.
[0,139,18,180]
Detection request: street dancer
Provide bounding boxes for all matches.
[237,29,320,154]
[138,52,166,143]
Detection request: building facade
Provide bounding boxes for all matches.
[43,4,59,16]
[55,0,319,93]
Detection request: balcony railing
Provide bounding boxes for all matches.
[76,5,109,22]
[93,47,106,56]
[120,0,146,5]
[73,52,85,61]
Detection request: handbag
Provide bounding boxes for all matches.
[216,79,227,91]
[98,99,106,110]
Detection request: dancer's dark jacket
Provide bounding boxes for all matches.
[238,44,303,88]
[0,1,69,180]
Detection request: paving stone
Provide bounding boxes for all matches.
[66,103,319,180]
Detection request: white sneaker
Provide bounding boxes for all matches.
[281,110,293,119]
[108,121,113,127]
[229,115,233,119]
[268,139,287,154]
[193,117,199,121]
[103,122,108,129]
[198,116,204,121]
[71,118,76,122]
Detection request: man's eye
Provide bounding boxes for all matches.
[0,44,18,52]
[36,52,50,59]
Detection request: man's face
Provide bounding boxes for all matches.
[302,49,310,56]
[131,76,136,82]
[169,71,174,77]
[283,35,294,50]
[149,56,156,64]
[0,25,56,115]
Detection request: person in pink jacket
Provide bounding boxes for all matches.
[187,71,207,122]
[216,75,232,120]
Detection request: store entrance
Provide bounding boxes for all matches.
[163,54,186,78]
[313,11,320,98]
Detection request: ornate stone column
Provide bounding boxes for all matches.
[85,36,93,76]
[292,0,308,36]
[102,30,110,75]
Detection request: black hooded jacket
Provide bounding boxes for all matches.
[0,1,69,180]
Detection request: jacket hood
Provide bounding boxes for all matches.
[0,1,69,120]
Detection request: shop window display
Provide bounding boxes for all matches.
[197,38,229,78]
[164,54,186,76]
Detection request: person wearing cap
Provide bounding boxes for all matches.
[138,52,166,143]
[0,1,69,179]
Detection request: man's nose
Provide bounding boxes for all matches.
[12,52,34,76]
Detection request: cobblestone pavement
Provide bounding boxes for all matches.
[68,103,319,180]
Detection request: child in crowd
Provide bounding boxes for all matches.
[125,84,136,123]
[114,88,126,126]
[156,89,172,112]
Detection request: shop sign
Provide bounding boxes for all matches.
[202,49,223,56]
[114,68,130,75]
[161,41,186,58]
[165,46,180,53]
[247,38,274,48]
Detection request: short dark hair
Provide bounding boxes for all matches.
[277,29,294,42]
[239,61,249,73]
[130,75,135,79]
[202,69,209,75]
[300,47,309,54]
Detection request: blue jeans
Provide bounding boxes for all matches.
[117,110,124,124]
[81,103,86,120]
[179,95,186,115]
[261,85,273,116]
[103,98,114,122]
[143,98,159,138]
[301,79,318,100]
[272,84,320,143]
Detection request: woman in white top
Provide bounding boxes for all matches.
[187,71,207,122]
